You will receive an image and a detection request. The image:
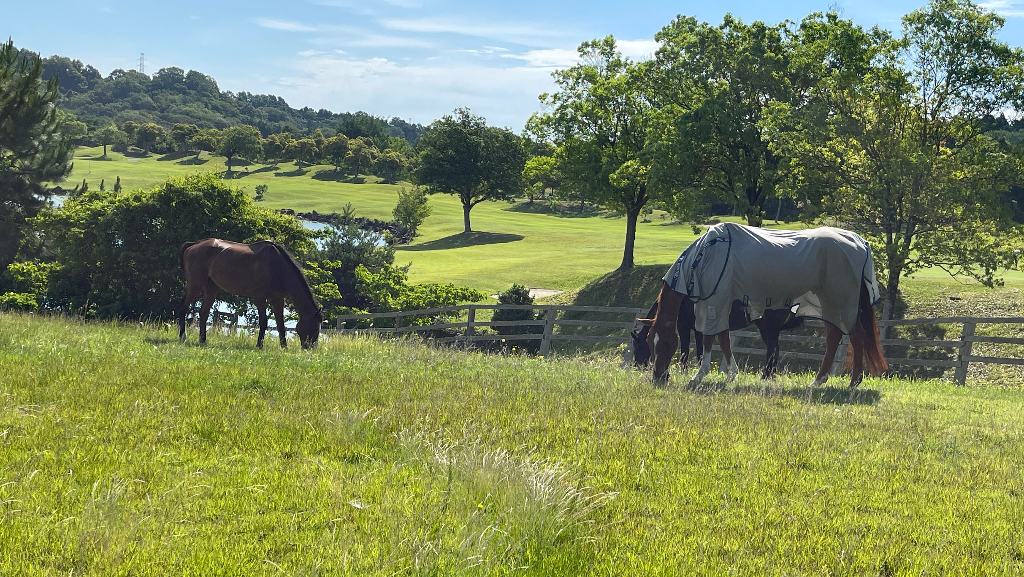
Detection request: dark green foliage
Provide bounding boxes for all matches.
[492,284,542,353]
[31,173,311,319]
[353,263,484,326]
[254,184,267,201]
[0,40,74,280]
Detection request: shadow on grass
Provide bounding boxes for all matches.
[176,157,209,165]
[396,231,525,251]
[157,151,193,161]
[251,165,280,174]
[505,201,607,219]
[275,167,309,177]
[666,376,882,405]
[312,170,365,183]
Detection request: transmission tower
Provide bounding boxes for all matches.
[138,53,145,74]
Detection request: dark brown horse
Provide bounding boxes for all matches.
[631,300,704,369]
[179,238,323,349]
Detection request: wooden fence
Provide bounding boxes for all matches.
[331,305,1024,386]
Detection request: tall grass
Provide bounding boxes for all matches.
[2,312,1023,575]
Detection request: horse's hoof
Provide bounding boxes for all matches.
[810,376,827,387]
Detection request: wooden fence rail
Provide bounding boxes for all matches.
[331,306,1024,385]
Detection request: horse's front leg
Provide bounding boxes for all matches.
[756,319,781,380]
[812,323,843,386]
[198,280,218,345]
[271,297,287,348]
[179,281,203,343]
[718,332,738,381]
[690,333,718,385]
[255,298,268,349]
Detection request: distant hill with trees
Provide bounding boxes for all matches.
[11,44,426,142]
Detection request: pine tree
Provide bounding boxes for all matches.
[113,176,122,193]
[99,178,105,191]
[0,40,74,273]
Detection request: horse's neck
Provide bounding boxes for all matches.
[284,271,318,316]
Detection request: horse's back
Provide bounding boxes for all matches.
[182,238,287,298]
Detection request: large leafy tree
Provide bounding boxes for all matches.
[531,37,668,269]
[654,15,806,227]
[0,40,74,277]
[416,109,527,233]
[94,124,127,157]
[779,2,1024,318]
[217,125,262,171]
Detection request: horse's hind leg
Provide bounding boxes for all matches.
[848,321,866,389]
[198,279,219,345]
[271,297,287,348]
[756,319,781,380]
[812,323,843,386]
[179,281,204,343]
[691,333,718,385]
[255,298,268,349]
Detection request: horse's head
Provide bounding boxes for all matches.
[631,327,652,367]
[632,301,659,368]
[297,307,324,349]
[639,283,684,382]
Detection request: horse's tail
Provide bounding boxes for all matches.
[179,241,198,272]
[847,283,888,376]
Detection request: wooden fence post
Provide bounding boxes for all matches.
[336,316,344,331]
[465,306,476,348]
[539,306,557,356]
[395,312,403,334]
[954,321,976,386]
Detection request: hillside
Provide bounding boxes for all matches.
[2,312,1023,574]
[14,44,426,139]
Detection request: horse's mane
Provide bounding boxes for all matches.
[270,242,320,309]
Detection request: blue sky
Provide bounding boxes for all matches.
[7,0,1024,129]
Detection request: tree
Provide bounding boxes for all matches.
[170,123,199,153]
[134,122,165,153]
[294,138,320,166]
[217,125,262,171]
[654,15,806,227]
[190,128,221,159]
[779,2,1024,319]
[0,40,74,277]
[531,38,667,268]
[94,124,126,157]
[262,132,293,164]
[322,134,349,172]
[417,109,527,233]
[345,136,379,177]
[392,186,432,236]
[57,111,88,145]
[375,149,408,184]
[523,155,562,203]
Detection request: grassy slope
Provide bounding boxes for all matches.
[2,313,1023,575]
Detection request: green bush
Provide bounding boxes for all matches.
[492,284,543,353]
[30,173,311,319]
[354,263,483,327]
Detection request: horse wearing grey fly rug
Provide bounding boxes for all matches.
[638,223,887,387]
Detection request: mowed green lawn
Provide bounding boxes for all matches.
[63,147,1024,295]
[2,313,1023,575]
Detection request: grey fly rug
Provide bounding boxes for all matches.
[663,223,880,335]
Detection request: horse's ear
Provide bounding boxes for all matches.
[638,318,654,327]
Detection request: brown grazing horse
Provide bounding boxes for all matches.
[179,238,323,349]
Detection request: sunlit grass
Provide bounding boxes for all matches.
[2,312,1023,574]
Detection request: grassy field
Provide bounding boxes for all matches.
[2,312,1023,575]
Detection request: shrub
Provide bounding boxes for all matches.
[491,284,543,353]
[30,173,311,319]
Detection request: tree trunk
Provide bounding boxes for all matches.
[226,155,233,172]
[103,144,108,158]
[462,199,473,233]
[774,197,782,223]
[619,206,641,270]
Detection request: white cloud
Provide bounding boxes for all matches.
[273,54,558,127]
[380,16,565,45]
[979,0,1024,16]
[256,18,319,32]
[502,39,660,69]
